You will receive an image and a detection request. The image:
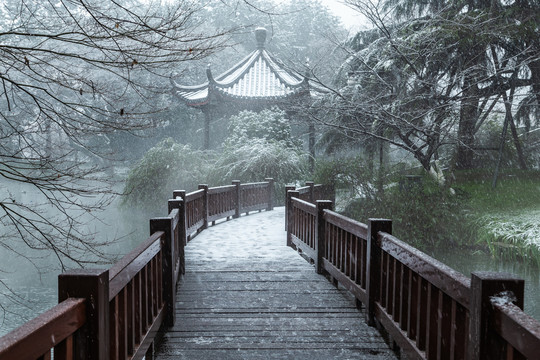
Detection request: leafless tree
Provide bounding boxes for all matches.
[0,0,231,291]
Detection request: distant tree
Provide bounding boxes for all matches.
[0,0,230,290]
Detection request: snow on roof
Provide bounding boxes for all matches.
[171,28,324,107]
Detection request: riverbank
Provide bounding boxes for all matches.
[454,170,540,268]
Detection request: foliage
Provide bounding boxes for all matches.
[316,0,540,172]
[225,108,302,149]
[454,170,540,267]
[212,109,309,205]
[313,156,380,210]
[122,139,214,213]
[475,213,540,268]
[340,168,465,249]
[124,109,308,209]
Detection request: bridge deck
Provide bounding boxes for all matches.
[154,207,396,359]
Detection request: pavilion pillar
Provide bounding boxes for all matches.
[309,123,315,172]
[203,107,211,150]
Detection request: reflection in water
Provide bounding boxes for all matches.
[0,179,149,336]
[428,247,540,320]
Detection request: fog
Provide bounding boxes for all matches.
[1,0,539,341]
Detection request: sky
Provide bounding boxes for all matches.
[319,0,369,32]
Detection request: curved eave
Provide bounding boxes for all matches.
[171,45,324,107]
[213,86,310,102]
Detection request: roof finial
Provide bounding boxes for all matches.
[206,64,215,85]
[255,27,267,49]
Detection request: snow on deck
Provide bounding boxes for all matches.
[154,207,397,359]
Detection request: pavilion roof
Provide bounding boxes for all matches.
[171,28,326,107]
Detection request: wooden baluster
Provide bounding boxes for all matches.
[150,216,175,327]
[426,284,439,359]
[265,178,274,210]
[232,181,241,219]
[407,271,418,342]
[305,181,314,203]
[315,200,332,274]
[118,288,127,360]
[417,277,428,351]
[284,185,295,230]
[366,219,392,327]
[400,263,409,332]
[134,273,142,346]
[169,198,186,275]
[286,190,299,248]
[198,184,209,229]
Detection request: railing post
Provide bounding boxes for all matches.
[265,178,274,211]
[315,200,333,274]
[468,272,525,360]
[198,184,209,229]
[150,216,176,327]
[286,190,300,248]
[168,198,186,275]
[366,218,392,327]
[173,190,187,245]
[58,269,110,360]
[173,190,185,200]
[305,181,315,203]
[232,180,241,219]
[284,185,295,231]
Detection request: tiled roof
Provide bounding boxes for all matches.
[171,28,324,107]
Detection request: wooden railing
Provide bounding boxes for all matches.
[174,178,274,240]
[0,179,274,360]
[287,190,540,360]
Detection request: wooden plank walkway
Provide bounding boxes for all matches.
[154,207,397,359]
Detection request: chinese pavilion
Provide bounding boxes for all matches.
[170,27,325,163]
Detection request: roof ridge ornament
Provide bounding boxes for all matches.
[255,27,267,49]
[206,64,215,85]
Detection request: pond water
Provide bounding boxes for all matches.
[0,178,149,337]
[427,246,540,320]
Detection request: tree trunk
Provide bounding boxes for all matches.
[502,88,527,170]
[456,79,479,169]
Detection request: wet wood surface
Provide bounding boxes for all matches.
[154,208,396,359]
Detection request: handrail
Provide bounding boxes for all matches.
[0,179,274,360]
[289,198,317,260]
[287,186,540,360]
[378,232,470,308]
[492,298,540,358]
[109,231,164,296]
[0,298,86,360]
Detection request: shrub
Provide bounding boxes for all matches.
[343,172,466,249]
[122,138,214,213]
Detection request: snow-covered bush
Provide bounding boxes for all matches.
[211,109,308,205]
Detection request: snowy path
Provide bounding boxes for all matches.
[154,207,396,359]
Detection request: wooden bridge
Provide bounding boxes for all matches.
[1,180,539,360]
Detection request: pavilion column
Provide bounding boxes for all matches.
[203,107,211,150]
[309,123,315,172]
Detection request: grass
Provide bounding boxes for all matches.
[453,169,540,267]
